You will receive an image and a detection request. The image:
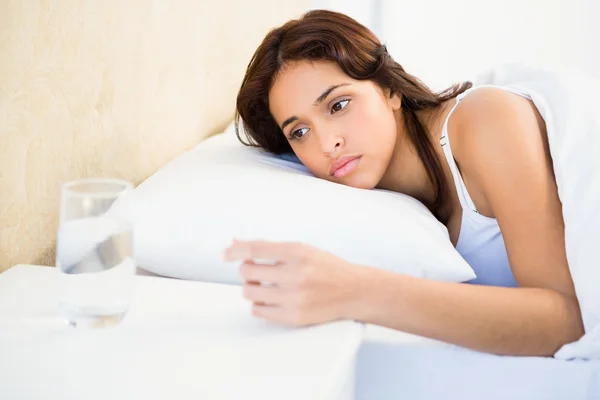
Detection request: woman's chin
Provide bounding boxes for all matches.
[336,173,378,190]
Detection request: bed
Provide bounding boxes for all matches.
[356,325,600,400]
[1,2,598,399]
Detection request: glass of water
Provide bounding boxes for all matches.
[56,178,135,328]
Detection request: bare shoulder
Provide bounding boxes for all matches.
[446,88,575,296]
[448,86,548,184]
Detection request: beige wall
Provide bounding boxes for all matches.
[0,0,309,271]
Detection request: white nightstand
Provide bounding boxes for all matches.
[0,265,364,400]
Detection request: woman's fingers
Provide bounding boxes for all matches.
[252,303,310,327]
[223,240,304,263]
[243,281,286,305]
[240,260,286,284]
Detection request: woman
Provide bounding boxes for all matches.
[224,9,584,357]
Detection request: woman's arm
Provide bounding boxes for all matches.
[227,234,583,357]
[365,87,585,356]
[345,268,582,356]
[223,88,584,357]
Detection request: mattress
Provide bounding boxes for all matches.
[354,325,600,400]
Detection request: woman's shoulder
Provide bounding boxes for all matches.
[448,86,543,161]
[454,86,534,125]
[446,85,548,208]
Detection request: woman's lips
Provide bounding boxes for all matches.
[331,156,361,178]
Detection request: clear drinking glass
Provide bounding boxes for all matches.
[56,178,135,328]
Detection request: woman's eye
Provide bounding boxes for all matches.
[331,99,350,114]
[289,127,309,140]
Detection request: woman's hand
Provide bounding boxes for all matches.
[223,240,363,327]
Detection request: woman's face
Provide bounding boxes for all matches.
[268,61,401,189]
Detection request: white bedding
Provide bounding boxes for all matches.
[355,326,600,400]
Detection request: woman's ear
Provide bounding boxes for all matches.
[388,90,401,111]
[379,85,401,111]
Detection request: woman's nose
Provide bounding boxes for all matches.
[321,134,344,155]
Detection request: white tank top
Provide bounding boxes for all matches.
[440,85,533,288]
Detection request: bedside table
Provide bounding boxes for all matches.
[0,265,364,400]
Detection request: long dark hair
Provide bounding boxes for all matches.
[235,9,471,220]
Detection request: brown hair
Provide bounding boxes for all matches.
[235,9,471,220]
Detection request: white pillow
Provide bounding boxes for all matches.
[109,123,475,285]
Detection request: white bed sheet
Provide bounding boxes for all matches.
[355,325,600,400]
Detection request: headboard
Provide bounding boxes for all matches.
[0,1,310,271]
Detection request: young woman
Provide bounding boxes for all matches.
[224,9,584,357]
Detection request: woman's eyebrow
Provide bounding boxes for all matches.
[313,83,351,106]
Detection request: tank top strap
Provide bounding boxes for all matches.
[439,92,480,214]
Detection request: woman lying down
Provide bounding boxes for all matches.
[224,9,591,357]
